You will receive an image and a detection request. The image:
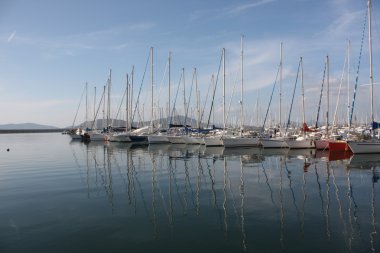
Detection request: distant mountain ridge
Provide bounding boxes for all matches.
[0,123,59,130]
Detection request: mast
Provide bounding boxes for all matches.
[168,51,171,126]
[130,66,134,130]
[240,35,244,136]
[150,47,154,133]
[326,55,329,137]
[85,82,88,129]
[102,85,106,130]
[368,0,374,135]
[347,41,351,138]
[126,74,129,131]
[183,68,186,124]
[108,69,111,129]
[195,68,200,129]
[212,74,215,127]
[301,57,305,132]
[93,86,96,129]
[223,48,226,132]
[279,42,283,131]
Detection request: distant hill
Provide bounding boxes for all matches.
[0,123,59,130]
[73,116,200,130]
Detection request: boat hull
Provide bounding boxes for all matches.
[70,134,83,140]
[315,139,329,150]
[222,137,260,148]
[109,133,131,142]
[347,140,380,154]
[203,136,223,147]
[129,135,148,143]
[148,134,170,144]
[182,136,204,145]
[261,138,288,148]
[286,139,315,149]
[328,140,349,151]
[85,131,109,141]
[168,135,186,144]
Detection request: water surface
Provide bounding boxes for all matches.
[0,133,379,253]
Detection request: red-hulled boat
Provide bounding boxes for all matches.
[328,140,351,152]
[315,139,329,150]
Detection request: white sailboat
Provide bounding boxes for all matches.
[222,35,260,148]
[109,74,131,142]
[148,50,171,144]
[69,83,88,140]
[347,0,380,154]
[261,43,289,148]
[286,57,315,149]
[86,77,111,142]
[148,48,171,144]
[204,48,226,147]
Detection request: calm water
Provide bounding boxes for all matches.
[0,133,379,253]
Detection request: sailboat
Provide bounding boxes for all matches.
[148,51,171,144]
[69,82,88,140]
[261,43,289,148]
[85,75,111,142]
[327,43,352,152]
[222,35,260,148]
[109,73,132,142]
[314,56,330,150]
[285,57,316,149]
[128,47,155,143]
[347,0,380,154]
[203,48,226,147]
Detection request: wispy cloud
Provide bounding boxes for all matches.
[7,31,16,42]
[227,0,275,15]
[127,22,156,31]
[4,21,156,53]
[190,0,275,21]
[322,10,364,40]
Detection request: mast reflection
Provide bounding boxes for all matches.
[68,142,379,252]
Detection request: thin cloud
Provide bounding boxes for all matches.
[190,0,275,21]
[227,0,275,15]
[6,22,156,52]
[322,10,364,40]
[127,22,156,31]
[7,31,16,42]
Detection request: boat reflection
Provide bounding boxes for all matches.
[349,154,380,168]
[69,143,379,252]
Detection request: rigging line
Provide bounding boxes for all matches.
[262,62,281,132]
[315,59,327,128]
[207,51,223,129]
[169,72,183,126]
[350,7,368,126]
[285,58,302,135]
[200,75,214,128]
[184,69,197,127]
[113,79,128,122]
[131,49,151,127]
[91,81,108,130]
[224,82,237,133]
[148,60,169,129]
[71,84,87,129]
[156,57,169,103]
[154,57,169,117]
[332,49,349,133]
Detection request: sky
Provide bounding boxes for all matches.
[0,0,379,128]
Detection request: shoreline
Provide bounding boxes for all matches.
[0,129,68,134]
